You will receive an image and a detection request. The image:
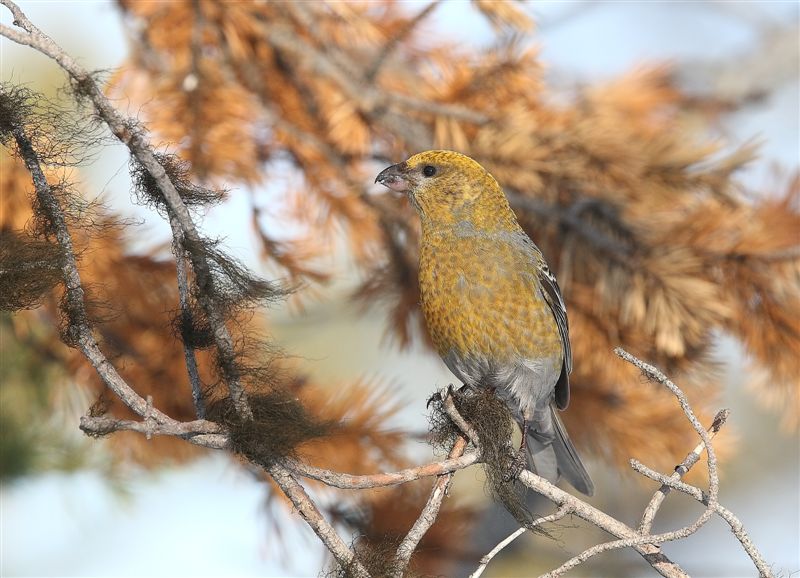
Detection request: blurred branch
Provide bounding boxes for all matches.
[678,22,800,107]
[506,190,635,261]
[365,1,442,81]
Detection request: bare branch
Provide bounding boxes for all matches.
[516,469,689,578]
[639,408,730,533]
[630,460,774,578]
[393,388,478,578]
[470,504,572,578]
[79,415,228,450]
[614,347,720,515]
[534,349,725,578]
[289,452,479,489]
[391,428,470,577]
[269,463,371,578]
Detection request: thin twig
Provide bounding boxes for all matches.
[536,348,723,578]
[173,234,205,418]
[516,469,688,578]
[470,504,572,578]
[391,435,468,578]
[639,408,730,533]
[614,347,719,518]
[630,460,774,578]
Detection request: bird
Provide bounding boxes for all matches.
[375,150,594,496]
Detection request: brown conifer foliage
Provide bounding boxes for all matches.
[110,0,798,474]
[1,1,796,574]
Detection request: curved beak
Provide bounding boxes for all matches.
[375,163,410,193]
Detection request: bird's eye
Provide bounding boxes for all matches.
[422,165,437,177]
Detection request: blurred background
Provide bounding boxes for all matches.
[1,1,798,577]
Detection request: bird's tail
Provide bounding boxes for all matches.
[526,404,594,496]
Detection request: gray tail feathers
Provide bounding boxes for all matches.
[526,405,594,496]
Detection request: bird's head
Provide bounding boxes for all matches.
[375,150,517,230]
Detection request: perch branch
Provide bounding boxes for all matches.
[289,452,479,489]
[442,387,481,447]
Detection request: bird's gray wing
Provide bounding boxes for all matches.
[537,261,572,410]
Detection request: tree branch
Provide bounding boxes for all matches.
[533,348,727,578]
[269,463,371,578]
[288,452,479,490]
[391,434,469,577]
[516,469,689,578]
[79,415,228,449]
[639,408,730,533]
[470,504,572,578]
[630,460,774,578]
[0,0,252,419]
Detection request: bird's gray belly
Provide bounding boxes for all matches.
[442,350,560,421]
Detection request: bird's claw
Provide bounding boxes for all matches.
[426,391,442,409]
[426,384,457,409]
[503,448,527,482]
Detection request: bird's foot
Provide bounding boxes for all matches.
[426,384,457,409]
[503,447,527,482]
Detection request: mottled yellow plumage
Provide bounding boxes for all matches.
[419,229,562,364]
[376,150,594,495]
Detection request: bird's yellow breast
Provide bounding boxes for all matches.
[419,227,562,363]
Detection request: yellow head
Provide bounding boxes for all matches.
[375,150,518,231]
